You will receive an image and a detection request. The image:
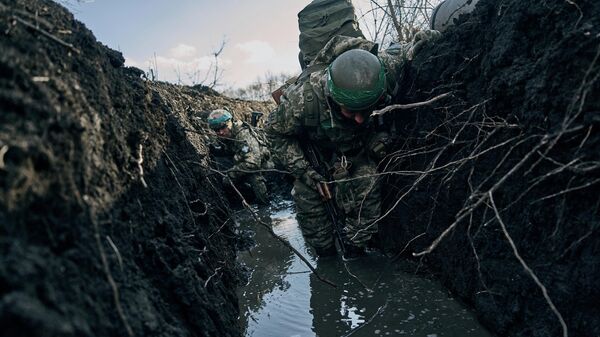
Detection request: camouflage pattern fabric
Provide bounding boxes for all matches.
[226,121,272,202]
[266,35,412,249]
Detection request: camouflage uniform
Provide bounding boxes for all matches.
[266,36,410,251]
[223,121,272,204]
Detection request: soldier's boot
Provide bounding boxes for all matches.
[342,244,366,261]
[314,245,337,258]
[365,232,383,253]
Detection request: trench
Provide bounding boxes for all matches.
[236,199,494,337]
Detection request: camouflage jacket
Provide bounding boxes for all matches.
[226,121,271,179]
[265,36,410,181]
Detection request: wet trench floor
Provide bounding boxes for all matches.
[236,200,493,337]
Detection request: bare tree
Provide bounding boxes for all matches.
[223,72,292,101]
[357,0,442,45]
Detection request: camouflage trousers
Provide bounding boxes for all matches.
[233,173,268,205]
[291,157,381,250]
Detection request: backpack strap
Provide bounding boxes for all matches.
[303,80,320,128]
[296,63,327,84]
[298,63,327,128]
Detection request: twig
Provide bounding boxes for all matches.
[344,263,373,293]
[559,228,595,259]
[0,145,8,169]
[341,299,389,337]
[207,167,337,288]
[531,177,600,203]
[105,236,124,272]
[371,92,451,116]
[12,15,80,54]
[391,232,426,261]
[85,200,133,337]
[137,144,148,188]
[163,150,196,226]
[489,192,568,337]
[204,264,224,288]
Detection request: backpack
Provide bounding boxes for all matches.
[298,0,364,68]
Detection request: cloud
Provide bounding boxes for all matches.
[169,44,197,59]
[124,45,232,85]
[236,40,277,65]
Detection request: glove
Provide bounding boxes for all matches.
[299,168,325,189]
[368,132,391,160]
[407,30,441,60]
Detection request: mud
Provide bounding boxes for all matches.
[1,0,599,336]
[381,0,600,336]
[0,0,271,336]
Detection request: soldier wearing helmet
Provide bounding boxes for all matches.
[266,34,438,260]
[208,109,271,205]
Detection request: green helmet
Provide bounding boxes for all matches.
[327,49,386,111]
[207,109,232,129]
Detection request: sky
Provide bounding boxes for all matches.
[68,0,373,89]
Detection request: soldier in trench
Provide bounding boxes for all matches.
[207,109,272,205]
[265,32,440,260]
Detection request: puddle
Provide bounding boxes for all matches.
[237,200,493,337]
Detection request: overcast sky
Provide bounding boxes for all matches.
[69,0,375,89]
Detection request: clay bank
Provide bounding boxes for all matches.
[0,0,598,337]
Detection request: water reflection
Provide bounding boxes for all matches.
[237,201,492,337]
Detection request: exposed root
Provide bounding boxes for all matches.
[489,192,568,337]
[136,144,148,188]
[86,198,133,337]
[105,235,124,272]
[0,145,8,169]
[371,92,451,117]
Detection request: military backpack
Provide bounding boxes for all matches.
[298,0,364,68]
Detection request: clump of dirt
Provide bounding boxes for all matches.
[382,0,599,336]
[0,0,272,336]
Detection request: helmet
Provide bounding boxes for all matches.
[327,49,386,111]
[207,109,232,129]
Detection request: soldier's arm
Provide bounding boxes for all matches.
[265,91,320,181]
[229,128,262,178]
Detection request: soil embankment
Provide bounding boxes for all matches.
[381,0,600,336]
[0,0,271,336]
[1,0,599,336]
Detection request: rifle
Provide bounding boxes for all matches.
[301,141,347,256]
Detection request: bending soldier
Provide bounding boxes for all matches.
[266,34,439,259]
[208,109,271,205]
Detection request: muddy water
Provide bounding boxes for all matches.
[237,200,493,337]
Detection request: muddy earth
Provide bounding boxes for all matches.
[0,0,598,336]
[0,0,272,336]
[379,1,600,337]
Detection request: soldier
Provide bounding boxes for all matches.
[266,33,439,260]
[208,109,271,205]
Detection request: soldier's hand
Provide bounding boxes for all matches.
[407,30,441,60]
[368,132,391,160]
[316,181,333,200]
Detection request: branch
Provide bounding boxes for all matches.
[12,15,81,54]
[371,92,452,116]
[207,167,337,288]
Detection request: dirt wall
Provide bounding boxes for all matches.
[381,1,600,336]
[0,1,271,336]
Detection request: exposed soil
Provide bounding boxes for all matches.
[1,0,599,336]
[381,0,600,336]
[0,1,272,336]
